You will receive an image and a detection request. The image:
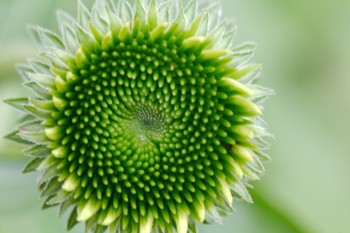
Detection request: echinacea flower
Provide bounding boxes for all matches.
[5,0,273,232]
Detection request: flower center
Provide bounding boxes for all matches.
[129,103,166,142]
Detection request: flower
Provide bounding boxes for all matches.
[5,0,273,232]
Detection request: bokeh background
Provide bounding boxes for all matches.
[1,0,350,232]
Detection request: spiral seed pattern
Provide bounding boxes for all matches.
[5,0,272,232]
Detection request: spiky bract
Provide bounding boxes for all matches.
[5,0,273,232]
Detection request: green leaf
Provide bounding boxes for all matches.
[4,130,33,145]
[208,20,227,46]
[22,157,44,173]
[23,81,51,99]
[59,196,79,218]
[19,120,44,132]
[24,105,52,119]
[118,0,132,22]
[38,164,59,185]
[17,114,37,125]
[40,51,69,71]
[19,130,50,144]
[62,24,79,54]
[206,206,223,224]
[49,47,75,65]
[16,64,34,82]
[40,177,62,198]
[27,72,55,90]
[3,97,29,112]
[24,145,51,157]
[91,5,108,34]
[148,0,158,29]
[75,24,94,46]
[219,28,237,49]
[35,25,65,49]
[28,58,51,74]
[94,225,107,233]
[46,189,72,205]
[230,42,257,68]
[27,24,42,47]
[42,195,59,210]
[84,209,101,232]
[77,0,91,30]
[37,155,56,171]
[67,207,79,231]
[56,10,76,31]
[184,0,198,24]
[230,181,252,203]
[30,98,56,111]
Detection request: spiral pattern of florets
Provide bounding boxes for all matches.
[4,0,273,232]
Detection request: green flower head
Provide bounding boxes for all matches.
[5,0,273,232]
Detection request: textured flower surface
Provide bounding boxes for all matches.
[5,0,273,232]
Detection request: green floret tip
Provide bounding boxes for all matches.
[4,0,273,232]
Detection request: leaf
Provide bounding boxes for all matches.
[59,196,79,218]
[40,177,62,197]
[75,24,94,46]
[17,114,37,125]
[219,26,237,49]
[158,0,176,23]
[42,195,59,209]
[230,42,257,67]
[91,4,108,34]
[188,220,198,233]
[37,155,56,171]
[37,26,65,49]
[30,98,56,111]
[28,58,51,74]
[230,181,253,203]
[62,24,80,54]
[24,145,51,157]
[77,0,91,31]
[16,64,34,82]
[148,0,158,29]
[249,85,275,102]
[23,81,51,99]
[46,189,72,205]
[67,207,79,230]
[26,72,55,90]
[38,164,59,185]
[28,25,63,49]
[23,105,51,119]
[22,157,44,173]
[40,51,69,70]
[94,225,107,233]
[56,10,76,31]
[19,130,50,145]
[84,210,101,232]
[208,19,227,45]
[3,98,29,112]
[49,47,75,65]
[206,206,223,224]
[27,24,42,47]
[184,0,199,24]
[117,0,132,22]
[4,130,33,145]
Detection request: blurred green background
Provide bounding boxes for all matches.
[1,0,350,232]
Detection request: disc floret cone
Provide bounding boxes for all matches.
[4,0,273,232]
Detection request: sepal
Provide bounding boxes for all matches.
[19,130,50,144]
[68,207,79,230]
[3,98,29,112]
[4,130,33,145]
[22,157,45,173]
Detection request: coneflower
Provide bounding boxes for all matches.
[5,0,273,232]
